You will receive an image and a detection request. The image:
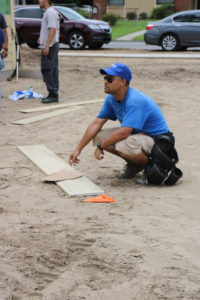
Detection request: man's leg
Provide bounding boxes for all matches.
[93,127,119,154]
[53,43,59,94]
[117,150,148,165]
[41,43,59,103]
[93,130,154,178]
[115,134,154,178]
[116,134,154,164]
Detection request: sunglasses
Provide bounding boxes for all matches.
[103,76,117,83]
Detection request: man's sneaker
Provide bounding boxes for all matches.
[134,175,148,185]
[118,162,144,179]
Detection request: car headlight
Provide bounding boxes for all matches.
[100,24,111,33]
[88,24,101,30]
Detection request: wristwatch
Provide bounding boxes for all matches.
[96,141,103,150]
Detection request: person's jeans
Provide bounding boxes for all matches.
[41,42,59,95]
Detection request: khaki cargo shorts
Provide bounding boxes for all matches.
[93,127,155,155]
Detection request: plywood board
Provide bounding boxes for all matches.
[13,106,81,125]
[42,169,84,182]
[18,145,104,197]
[19,99,103,113]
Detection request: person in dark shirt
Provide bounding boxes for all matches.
[0,13,8,58]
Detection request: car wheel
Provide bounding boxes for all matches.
[88,43,103,49]
[27,42,39,49]
[161,34,179,51]
[68,31,86,50]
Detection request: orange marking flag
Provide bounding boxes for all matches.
[83,194,116,203]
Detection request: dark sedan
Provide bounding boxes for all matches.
[144,10,200,51]
[15,6,111,50]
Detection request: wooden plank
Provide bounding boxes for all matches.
[19,99,103,113]
[18,144,104,197]
[13,106,81,125]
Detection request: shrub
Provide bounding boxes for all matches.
[139,12,148,20]
[103,13,118,26]
[126,11,137,20]
[151,4,176,19]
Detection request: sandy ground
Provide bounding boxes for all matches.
[0,46,200,300]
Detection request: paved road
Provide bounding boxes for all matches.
[103,41,161,51]
[59,41,161,51]
[60,41,200,52]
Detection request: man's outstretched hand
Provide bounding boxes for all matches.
[69,149,81,166]
[94,148,104,160]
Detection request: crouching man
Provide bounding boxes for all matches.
[69,63,182,185]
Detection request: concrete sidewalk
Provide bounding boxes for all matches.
[59,52,200,59]
[116,30,145,41]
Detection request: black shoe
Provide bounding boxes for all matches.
[42,93,50,101]
[118,161,144,179]
[42,93,59,104]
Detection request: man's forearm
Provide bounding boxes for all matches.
[101,127,133,149]
[3,29,8,47]
[76,120,106,152]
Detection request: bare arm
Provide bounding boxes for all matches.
[42,27,56,55]
[94,126,133,160]
[2,28,8,58]
[101,127,133,149]
[69,118,107,165]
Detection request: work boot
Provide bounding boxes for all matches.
[42,92,59,104]
[118,161,144,179]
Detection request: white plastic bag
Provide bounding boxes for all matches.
[9,89,44,101]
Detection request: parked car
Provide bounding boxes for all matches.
[14,6,111,50]
[144,10,200,51]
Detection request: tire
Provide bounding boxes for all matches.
[68,31,86,50]
[88,43,103,50]
[161,34,179,51]
[27,42,39,49]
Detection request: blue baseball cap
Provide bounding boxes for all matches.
[99,63,132,81]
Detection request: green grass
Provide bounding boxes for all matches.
[111,19,149,40]
[133,35,144,41]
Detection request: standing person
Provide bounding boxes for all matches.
[0,12,8,58]
[0,27,4,108]
[39,0,60,104]
[69,63,182,185]
[0,28,5,70]
[0,12,7,109]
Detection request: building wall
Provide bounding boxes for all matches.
[176,0,189,11]
[107,0,159,19]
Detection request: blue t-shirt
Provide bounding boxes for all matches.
[97,87,169,136]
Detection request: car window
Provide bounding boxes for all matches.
[173,14,190,22]
[55,6,84,20]
[189,13,200,22]
[162,17,173,23]
[15,8,43,19]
